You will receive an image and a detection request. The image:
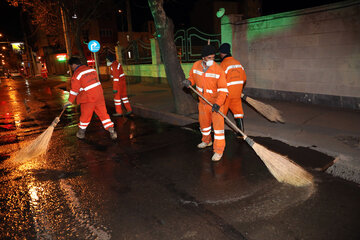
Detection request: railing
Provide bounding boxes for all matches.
[175,27,221,62]
[121,39,152,65]
[117,27,221,65]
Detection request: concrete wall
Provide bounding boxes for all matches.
[228,0,360,109]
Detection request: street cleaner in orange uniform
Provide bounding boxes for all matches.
[106,54,132,117]
[63,57,117,140]
[41,64,48,81]
[219,43,247,132]
[183,45,228,161]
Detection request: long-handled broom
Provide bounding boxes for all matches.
[13,108,66,162]
[189,86,313,187]
[241,93,284,123]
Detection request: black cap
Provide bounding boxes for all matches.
[219,43,231,54]
[106,54,115,62]
[68,57,81,66]
[201,45,216,57]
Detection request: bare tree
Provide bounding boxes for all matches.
[8,0,114,63]
[148,0,197,115]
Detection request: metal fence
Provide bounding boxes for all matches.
[117,27,221,64]
[121,39,152,65]
[174,27,221,62]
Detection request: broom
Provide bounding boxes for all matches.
[189,86,313,187]
[13,108,66,162]
[241,93,284,123]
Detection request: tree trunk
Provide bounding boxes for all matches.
[148,0,197,115]
[74,22,87,65]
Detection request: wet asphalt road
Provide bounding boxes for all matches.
[0,76,359,240]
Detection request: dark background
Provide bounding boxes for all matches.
[0,0,345,41]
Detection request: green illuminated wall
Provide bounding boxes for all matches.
[228,0,360,102]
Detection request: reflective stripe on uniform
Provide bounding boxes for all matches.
[201,130,211,136]
[205,73,220,79]
[122,97,129,103]
[76,69,97,80]
[117,63,121,69]
[225,64,244,74]
[196,86,203,92]
[79,82,101,92]
[120,73,125,77]
[201,126,211,136]
[113,78,119,82]
[234,114,244,118]
[206,89,213,93]
[214,135,225,140]
[102,119,111,124]
[70,90,78,96]
[193,69,203,76]
[227,81,244,86]
[214,130,224,134]
[79,121,90,129]
[104,122,114,129]
[217,88,228,93]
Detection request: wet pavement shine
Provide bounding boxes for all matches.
[0,76,359,240]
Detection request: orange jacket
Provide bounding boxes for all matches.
[220,56,246,99]
[109,60,125,91]
[68,65,104,104]
[188,60,228,106]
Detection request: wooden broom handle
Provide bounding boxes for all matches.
[188,85,246,138]
[58,107,66,118]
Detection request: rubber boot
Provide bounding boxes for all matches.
[212,152,223,161]
[235,118,244,132]
[125,111,133,117]
[108,127,117,140]
[76,128,86,139]
[197,141,213,149]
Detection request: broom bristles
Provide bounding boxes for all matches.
[252,142,313,187]
[13,125,55,162]
[246,97,285,123]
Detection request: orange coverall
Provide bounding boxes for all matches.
[41,67,48,79]
[188,60,228,154]
[68,65,114,130]
[110,60,132,114]
[220,56,247,119]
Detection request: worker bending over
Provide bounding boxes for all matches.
[64,57,117,140]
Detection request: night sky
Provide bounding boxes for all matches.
[0,0,346,41]
[0,1,22,41]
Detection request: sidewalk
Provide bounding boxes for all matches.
[102,81,360,184]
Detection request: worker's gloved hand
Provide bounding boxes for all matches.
[113,90,118,94]
[63,101,72,109]
[182,79,191,88]
[212,104,220,112]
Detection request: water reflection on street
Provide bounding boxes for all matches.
[0,76,359,240]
